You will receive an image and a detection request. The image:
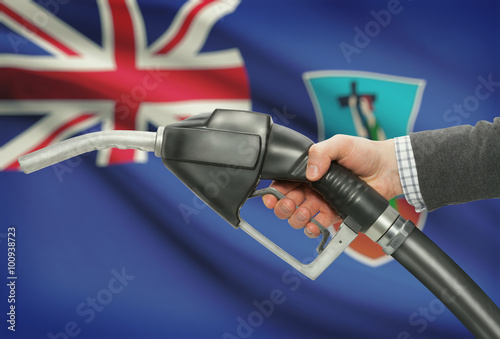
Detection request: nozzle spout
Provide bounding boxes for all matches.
[18,130,159,174]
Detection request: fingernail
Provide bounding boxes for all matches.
[280,204,291,214]
[296,212,307,223]
[307,165,319,179]
[262,196,271,208]
[305,227,313,237]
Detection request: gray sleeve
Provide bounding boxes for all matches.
[409,117,500,211]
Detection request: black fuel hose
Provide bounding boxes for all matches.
[392,227,500,339]
[260,121,500,338]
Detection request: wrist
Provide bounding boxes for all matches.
[383,139,404,198]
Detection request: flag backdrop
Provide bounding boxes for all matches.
[1,0,499,338]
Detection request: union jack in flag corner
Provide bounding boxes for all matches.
[0,0,250,169]
[0,1,499,338]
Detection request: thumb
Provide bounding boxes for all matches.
[306,142,331,181]
[306,135,353,181]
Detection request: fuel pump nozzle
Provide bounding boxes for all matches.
[19,109,400,279]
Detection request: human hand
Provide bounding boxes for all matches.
[262,134,403,238]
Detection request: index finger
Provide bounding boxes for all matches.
[261,180,302,209]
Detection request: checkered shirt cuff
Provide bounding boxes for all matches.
[394,135,426,212]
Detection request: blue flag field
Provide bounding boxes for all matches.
[0,1,499,338]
